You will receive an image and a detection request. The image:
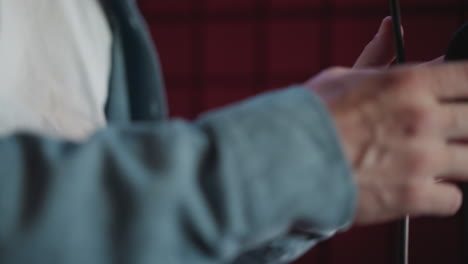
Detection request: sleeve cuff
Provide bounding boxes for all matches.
[197,86,357,247]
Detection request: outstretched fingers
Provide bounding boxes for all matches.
[425,62,468,100]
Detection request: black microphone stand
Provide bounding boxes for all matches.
[390,1,409,264]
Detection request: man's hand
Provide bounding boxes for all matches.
[305,17,468,226]
[307,63,468,226]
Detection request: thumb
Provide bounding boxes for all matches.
[354,16,397,69]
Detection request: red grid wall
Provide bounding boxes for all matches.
[138,0,467,263]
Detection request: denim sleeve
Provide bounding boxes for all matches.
[231,228,333,264]
[0,87,356,264]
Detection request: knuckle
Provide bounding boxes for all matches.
[401,105,437,138]
[446,107,463,132]
[406,148,439,177]
[459,62,468,79]
[388,69,420,90]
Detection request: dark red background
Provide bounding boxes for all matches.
[138,0,467,263]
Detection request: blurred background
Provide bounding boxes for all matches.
[138,0,467,263]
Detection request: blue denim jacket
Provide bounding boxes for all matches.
[0,0,356,263]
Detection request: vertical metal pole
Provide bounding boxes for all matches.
[390,1,409,264]
[390,0,406,64]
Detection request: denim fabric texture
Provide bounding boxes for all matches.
[0,0,356,263]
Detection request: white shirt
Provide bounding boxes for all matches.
[0,0,112,141]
